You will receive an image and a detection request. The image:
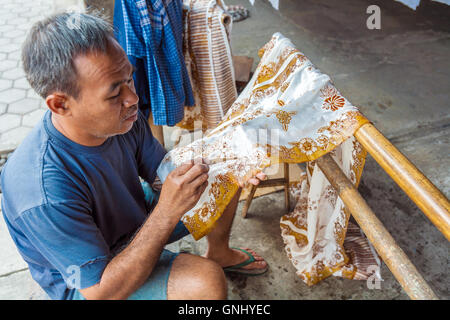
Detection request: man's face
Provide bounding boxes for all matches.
[68,38,139,140]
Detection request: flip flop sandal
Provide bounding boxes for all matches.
[223,247,268,276]
[225,5,250,22]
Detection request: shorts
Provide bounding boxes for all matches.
[71,182,190,300]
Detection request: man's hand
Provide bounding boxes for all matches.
[157,160,209,219]
[247,172,267,186]
[158,159,266,219]
[79,160,209,300]
[239,172,267,188]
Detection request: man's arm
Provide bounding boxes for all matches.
[79,161,209,300]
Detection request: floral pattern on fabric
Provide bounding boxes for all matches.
[156,33,379,285]
[281,138,381,286]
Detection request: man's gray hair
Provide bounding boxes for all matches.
[22,12,114,100]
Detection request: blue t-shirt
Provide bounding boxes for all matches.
[0,110,166,300]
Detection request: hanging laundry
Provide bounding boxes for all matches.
[114,0,195,126]
[157,33,381,285]
[176,0,238,131]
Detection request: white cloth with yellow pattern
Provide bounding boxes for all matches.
[157,33,381,285]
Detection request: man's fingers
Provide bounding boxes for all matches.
[247,172,266,186]
[194,180,209,197]
[190,172,209,189]
[256,172,267,180]
[193,157,208,165]
[173,160,195,176]
[183,163,209,183]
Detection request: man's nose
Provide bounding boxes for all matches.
[123,85,139,108]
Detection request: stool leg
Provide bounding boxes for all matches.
[242,185,257,218]
[284,163,290,212]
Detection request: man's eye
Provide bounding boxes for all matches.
[109,93,120,100]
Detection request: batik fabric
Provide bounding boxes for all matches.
[157,33,381,285]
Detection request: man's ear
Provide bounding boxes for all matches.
[45,93,72,116]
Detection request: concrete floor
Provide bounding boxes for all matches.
[0,0,448,300]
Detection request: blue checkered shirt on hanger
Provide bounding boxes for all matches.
[114,0,194,126]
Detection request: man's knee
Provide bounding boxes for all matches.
[189,257,227,299]
[168,253,227,300]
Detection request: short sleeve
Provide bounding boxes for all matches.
[134,111,167,184]
[15,201,111,289]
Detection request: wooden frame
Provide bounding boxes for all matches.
[240,121,449,299]
[316,154,438,300]
[355,123,450,241]
[313,122,449,299]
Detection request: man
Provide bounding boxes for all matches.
[0,13,267,300]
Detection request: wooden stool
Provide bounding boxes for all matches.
[241,163,290,218]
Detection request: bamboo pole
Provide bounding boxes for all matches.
[315,154,438,300]
[354,123,450,241]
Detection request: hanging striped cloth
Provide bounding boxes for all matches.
[177,0,238,130]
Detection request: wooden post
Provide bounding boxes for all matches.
[148,113,165,148]
[284,163,290,212]
[354,123,450,241]
[315,154,438,300]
